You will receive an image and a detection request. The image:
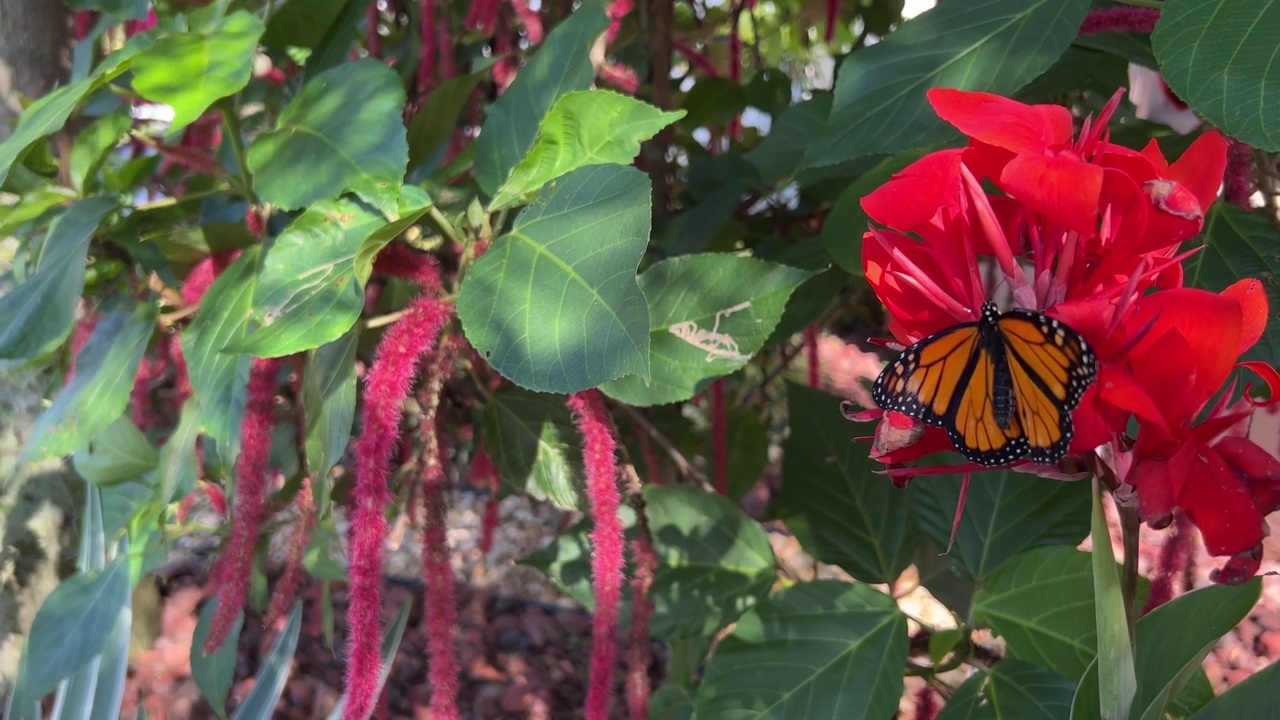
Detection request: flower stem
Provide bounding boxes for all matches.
[1118,500,1141,641]
[220,100,258,204]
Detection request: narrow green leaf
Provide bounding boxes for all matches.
[247,60,408,209]
[230,601,302,720]
[1090,481,1136,720]
[0,77,97,186]
[458,164,652,393]
[1153,0,1280,151]
[73,416,158,485]
[131,11,265,133]
[69,105,132,192]
[490,90,685,209]
[776,383,918,583]
[1187,203,1280,367]
[694,581,907,719]
[11,556,130,703]
[720,408,768,501]
[156,403,201,505]
[801,0,1089,169]
[913,470,1090,580]
[474,1,610,195]
[937,660,1076,720]
[644,485,777,638]
[303,329,358,487]
[192,596,244,720]
[325,598,413,720]
[0,196,118,360]
[27,301,157,460]
[407,71,486,169]
[600,255,812,405]
[182,247,257,468]
[822,150,928,275]
[1187,652,1280,719]
[482,386,583,509]
[84,547,132,720]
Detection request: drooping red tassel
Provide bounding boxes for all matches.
[418,0,438,94]
[804,325,820,388]
[1077,7,1160,36]
[265,476,317,625]
[366,1,381,57]
[824,0,839,43]
[625,532,656,719]
[1225,138,1256,209]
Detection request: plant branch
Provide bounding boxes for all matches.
[427,205,464,246]
[610,401,711,488]
[219,99,258,204]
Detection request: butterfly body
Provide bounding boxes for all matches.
[871,302,1097,467]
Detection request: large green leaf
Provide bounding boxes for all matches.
[231,198,432,356]
[247,60,408,209]
[303,329,358,488]
[745,95,833,186]
[0,197,118,360]
[1070,580,1261,720]
[407,70,486,169]
[27,301,157,460]
[643,485,777,638]
[457,164,651,393]
[72,417,158,485]
[694,581,907,719]
[1187,651,1280,719]
[191,597,244,720]
[481,386,582,509]
[0,77,96,187]
[156,403,201,505]
[474,1,610,195]
[490,90,685,209]
[973,547,1099,681]
[230,601,302,720]
[9,556,130,706]
[800,0,1089,170]
[821,150,928,275]
[913,471,1090,580]
[131,11,264,133]
[261,0,352,49]
[776,383,918,583]
[937,660,1076,720]
[1187,204,1280,366]
[1153,0,1280,151]
[181,247,257,468]
[600,255,811,405]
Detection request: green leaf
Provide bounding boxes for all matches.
[156,403,201,505]
[407,71,486,170]
[1187,203,1280,367]
[182,247,257,468]
[0,196,118,360]
[482,386,582,509]
[644,485,777,638]
[822,150,928,275]
[83,545,133,720]
[1153,0,1280,151]
[69,105,132,192]
[1187,650,1280,719]
[131,11,264,133]
[0,77,97,187]
[490,90,685,209]
[191,596,243,720]
[651,685,695,720]
[522,505,636,610]
[27,301,157,460]
[937,660,1076,720]
[11,556,130,703]
[73,417,158,485]
[303,329,358,488]
[801,0,1090,170]
[1074,32,1157,69]
[680,78,748,128]
[694,581,907,719]
[458,164,651,393]
[745,95,833,186]
[232,199,432,356]
[776,383,918,583]
[247,60,408,209]
[65,0,149,18]
[474,1,610,196]
[973,546,1100,681]
[325,598,412,720]
[913,471,1090,580]
[230,601,302,720]
[1089,481,1136,720]
[1070,579,1260,720]
[721,408,768,500]
[100,479,152,540]
[262,0,352,49]
[600,254,811,405]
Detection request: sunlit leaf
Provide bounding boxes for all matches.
[482,386,582,509]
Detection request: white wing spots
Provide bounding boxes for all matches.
[669,301,753,362]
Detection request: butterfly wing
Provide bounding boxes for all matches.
[998,310,1098,464]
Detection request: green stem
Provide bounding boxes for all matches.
[1118,500,1141,643]
[220,100,258,204]
[426,205,463,246]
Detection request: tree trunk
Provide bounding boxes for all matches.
[0,0,73,141]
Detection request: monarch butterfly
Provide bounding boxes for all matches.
[871,302,1097,467]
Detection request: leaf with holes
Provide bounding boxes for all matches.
[458,164,651,393]
[600,254,811,406]
[801,0,1089,170]
[1153,0,1280,151]
[776,383,918,583]
[694,581,907,719]
[247,60,408,209]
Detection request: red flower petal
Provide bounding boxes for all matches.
[999,154,1103,237]
[861,150,965,230]
[1132,440,1194,524]
[1221,278,1269,354]
[927,89,1073,154]
[1167,131,1229,212]
[1179,445,1265,556]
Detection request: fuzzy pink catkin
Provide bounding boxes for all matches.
[566,390,625,720]
[1225,138,1256,209]
[265,476,317,626]
[1077,7,1160,36]
[626,533,656,719]
[418,0,437,93]
[510,0,544,44]
[204,356,284,653]
[344,293,451,720]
